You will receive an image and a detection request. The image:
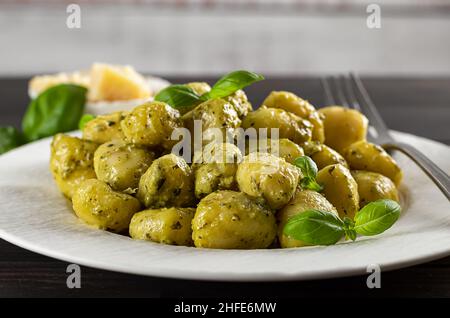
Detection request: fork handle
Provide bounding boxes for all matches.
[383,142,450,201]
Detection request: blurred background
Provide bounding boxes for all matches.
[1,0,450,76]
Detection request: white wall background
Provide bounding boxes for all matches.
[1,1,450,76]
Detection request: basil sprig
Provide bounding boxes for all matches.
[0,126,25,155]
[154,70,264,109]
[293,156,323,192]
[283,199,401,246]
[22,84,87,142]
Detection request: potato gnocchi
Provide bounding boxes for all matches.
[51,84,403,249]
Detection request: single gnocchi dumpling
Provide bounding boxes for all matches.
[318,106,368,153]
[192,190,277,249]
[277,190,338,248]
[224,89,253,118]
[262,91,324,143]
[82,111,127,144]
[304,142,348,170]
[316,164,359,220]
[307,111,325,143]
[193,142,243,199]
[137,154,195,208]
[351,170,400,207]
[247,138,304,164]
[262,91,316,118]
[94,140,155,192]
[343,140,403,186]
[182,99,241,140]
[272,138,305,164]
[121,101,183,149]
[241,106,313,145]
[72,179,141,232]
[50,134,98,199]
[130,207,196,246]
[236,152,301,209]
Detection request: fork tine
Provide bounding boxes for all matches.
[342,75,361,112]
[349,73,390,137]
[342,74,378,142]
[320,77,336,105]
[333,76,349,107]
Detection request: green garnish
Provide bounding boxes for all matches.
[22,84,87,142]
[293,156,323,192]
[154,70,264,109]
[0,84,87,155]
[283,199,401,246]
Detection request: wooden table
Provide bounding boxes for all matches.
[0,77,449,297]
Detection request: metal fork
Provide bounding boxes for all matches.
[321,73,450,201]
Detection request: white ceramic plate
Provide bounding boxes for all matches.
[0,131,449,281]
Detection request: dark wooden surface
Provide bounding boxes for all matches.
[0,76,449,298]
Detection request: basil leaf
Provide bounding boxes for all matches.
[294,156,318,178]
[283,209,345,246]
[22,84,87,142]
[154,84,201,109]
[294,156,323,192]
[203,70,264,100]
[0,126,24,155]
[79,114,96,130]
[354,199,401,236]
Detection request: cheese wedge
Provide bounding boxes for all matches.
[88,63,151,102]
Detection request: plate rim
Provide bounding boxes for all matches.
[1,226,450,282]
